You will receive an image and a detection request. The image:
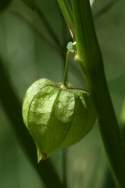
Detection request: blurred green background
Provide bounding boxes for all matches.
[0,0,125,187]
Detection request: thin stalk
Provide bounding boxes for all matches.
[72,0,125,187]
[57,0,75,38]
[63,50,70,86]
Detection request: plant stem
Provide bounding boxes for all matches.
[63,50,70,86]
[57,0,75,38]
[72,0,125,187]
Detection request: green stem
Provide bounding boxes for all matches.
[63,50,70,86]
[57,0,74,38]
[72,0,125,187]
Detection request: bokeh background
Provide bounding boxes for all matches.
[0,0,125,188]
